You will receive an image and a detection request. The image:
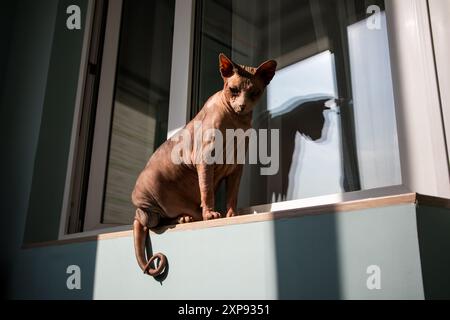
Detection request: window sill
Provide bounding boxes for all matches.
[22,188,449,249]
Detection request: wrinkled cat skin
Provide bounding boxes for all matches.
[132,54,277,275]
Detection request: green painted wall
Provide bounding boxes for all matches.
[0,0,60,298]
[23,0,88,243]
[417,205,450,300]
[11,205,424,300]
[0,0,87,298]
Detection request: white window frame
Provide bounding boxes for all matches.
[385,0,450,198]
[59,0,450,239]
[427,0,450,173]
[83,0,124,231]
[80,0,197,231]
[60,0,196,236]
[84,0,195,232]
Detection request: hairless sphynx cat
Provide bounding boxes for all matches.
[132,54,277,276]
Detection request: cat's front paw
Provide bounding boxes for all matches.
[226,209,238,218]
[202,210,222,221]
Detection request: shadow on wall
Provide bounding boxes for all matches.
[267,98,341,299]
[0,0,98,299]
[11,242,97,299]
[416,205,450,300]
[0,265,8,299]
[273,209,341,299]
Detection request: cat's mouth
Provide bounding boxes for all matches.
[233,105,247,114]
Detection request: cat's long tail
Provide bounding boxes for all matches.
[133,217,167,277]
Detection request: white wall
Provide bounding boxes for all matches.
[428,0,450,167]
[386,0,450,198]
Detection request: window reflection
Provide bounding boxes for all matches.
[194,0,400,209]
[266,51,343,201]
[348,12,401,190]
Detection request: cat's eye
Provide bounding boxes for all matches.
[230,87,239,95]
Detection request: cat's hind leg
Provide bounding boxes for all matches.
[135,207,160,228]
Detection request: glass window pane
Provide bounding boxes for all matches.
[193,0,401,209]
[102,0,175,224]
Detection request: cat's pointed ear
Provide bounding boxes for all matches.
[255,60,277,86]
[219,53,236,78]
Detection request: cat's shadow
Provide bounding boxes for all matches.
[262,97,334,200]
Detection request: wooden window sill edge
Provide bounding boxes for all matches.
[22,192,449,249]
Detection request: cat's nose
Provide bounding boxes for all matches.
[239,104,246,110]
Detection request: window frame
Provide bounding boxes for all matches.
[427,0,450,172]
[59,0,96,238]
[59,0,449,240]
[60,0,196,236]
[83,0,123,231]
